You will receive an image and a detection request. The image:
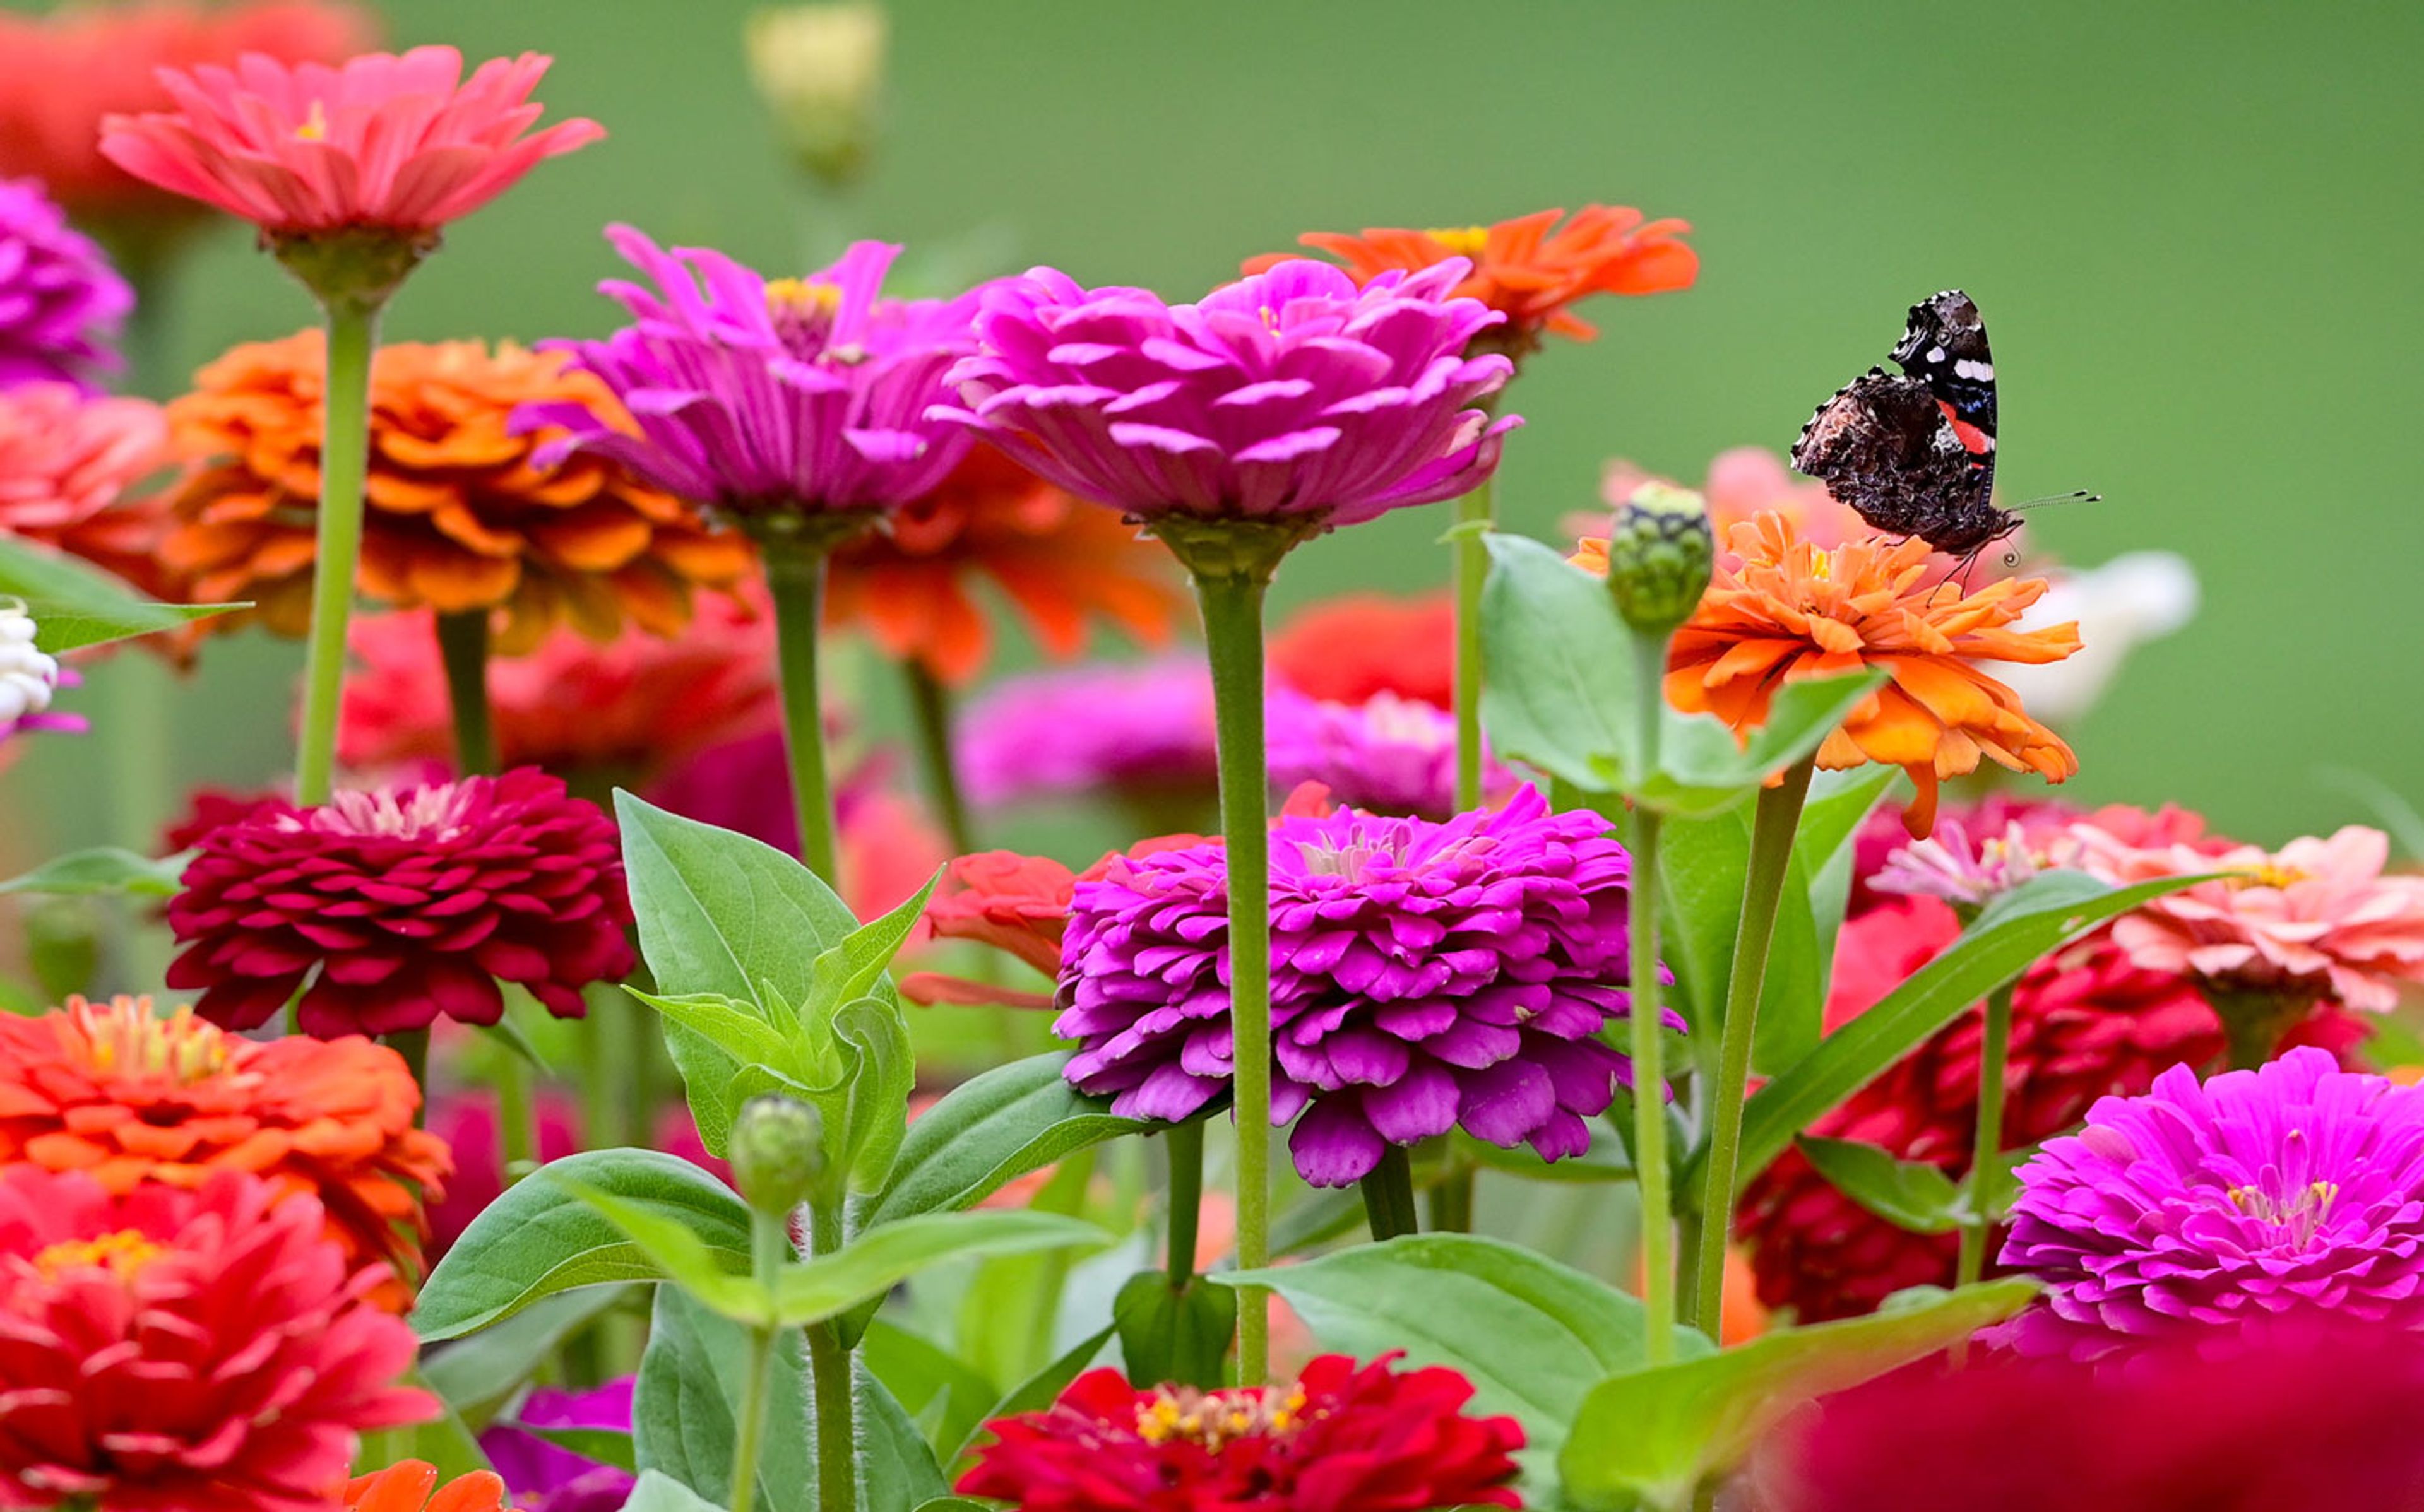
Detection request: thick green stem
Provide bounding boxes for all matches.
[730,1207,790,1512]
[292,297,382,806]
[1629,627,1677,1363]
[1194,567,1275,1385]
[2213,989,2314,1072]
[389,1027,430,1129]
[1451,478,1495,811]
[904,661,977,857]
[1358,1145,1421,1241]
[805,1196,856,1512]
[1690,755,1816,1339]
[436,610,499,777]
[761,536,840,885]
[1428,1162,1476,1232]
[1165,1119,1204,1288]
[1956,983,2016,1291]
[496,1052,537,1178]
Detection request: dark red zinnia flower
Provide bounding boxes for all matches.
[165,769,635,1036]
[957,1353,1523,1512]
[0,1167,432,1512]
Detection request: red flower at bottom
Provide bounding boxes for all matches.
[957,1353,1523,1512]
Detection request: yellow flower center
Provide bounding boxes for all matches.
[1424,226,1491,257]
[73,997,232,1085]
[2231,863,2311,891]
[35,1229,163,1282]
[295,100,330,142]
[2228,1179,2339,1243]
[1132,1383,1310,1451]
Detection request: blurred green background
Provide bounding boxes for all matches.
[5,0,2421,857]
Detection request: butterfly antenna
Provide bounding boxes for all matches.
[2007,489,2103,512]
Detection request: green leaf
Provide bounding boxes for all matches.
[857,1053,1150,1231]
[831,995,917,1196]
[634,1285,813,1512]
[400,1379,494,1484]
[1796,1136,1964,1234]
[775,1209,1108,1327]
[1477,534,1645,791]
[949,1325,1115,1465]
[1656,805,1827,1074]
[1114,1270,1237,1388]
[550,1172,769,1323]
[1800,767,1904,991]
[1636,671,1885,817]
[422,1285,631,1429]
[1221,1233,1714,1482]
[1557,1280,2038,1511]
[861,1320,999,1461]
[0,846,188,899]
[626,987,796,1068]
[621,1472,725,1512]
[414,1149,752,1342]
[1729,871,2214,1188]
[530,1426,637,1474]
[809,870,942,1019]
[0,535,243,653]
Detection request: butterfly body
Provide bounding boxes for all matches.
[1793,289,2017,557]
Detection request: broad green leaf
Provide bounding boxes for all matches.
[1729,872,2212,1188]
[551,1174,769,1323]
[1797,1136,1964,1234]
[1222,1233,1714,1482]
[1114,1270,1236,1388]
[625,987,795,1068]
[529,1426,636,1473]
[634,1285,812,1512]
[0,846,188,899]
[621,1472,724,1512]
[856,1053,1150,1231]
[1557,1279,2037,1511]
[952,1154,1098,1387]
[948,1325,1115,1464]
[423,1285,631,1428]
[1636,671,1885,817]
[1478,533,1644,791]
[0,535,242,653]
[861,1320,999,1461]
[1655,805,1826,1075]
[414,1149,752,1342]
[831,996,917,1195]
[775,1209,1108,1326]
[400,1379,493,1484]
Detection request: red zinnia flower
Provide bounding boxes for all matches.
[1267,591,1455,711]
[0,1167,432,1511]
[165,769,635,1036]
[958,1353,1523,1512]
[345,1461,509,1512]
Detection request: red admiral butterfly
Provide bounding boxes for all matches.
[1792,289,2026,558]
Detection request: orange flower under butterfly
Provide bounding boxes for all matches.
[157,331,753,653]
[825,444,1186,686]
[1247,205,1697,357]
[1665,514,2081,836]
[0,994,449,1309]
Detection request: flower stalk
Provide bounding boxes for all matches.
[806,1196,858,1512]
[730,1204,788,1512]
[760,531,843,885]
[1691,753,1815,1339]
[1628,627,1677,1364]
[435,610,499,778]
[1451,476,1495,811]
[1954,982,2017,1292]
[1359,1145,1422,1242]
[291,293,383,806]
[1165,1119,1204,1289]
[904,661,977,857]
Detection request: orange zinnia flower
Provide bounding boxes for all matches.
[157,331,754,652]
[825,444,1186,685]
[0,994,449,1309]
[1666,514,2081,836]
[1247,205,1697,357]
[345,1461,510,1512]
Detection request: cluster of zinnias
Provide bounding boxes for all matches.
[1057,784,1663,1184]
[0,995,449,1306]
[166,770,634,1035]
[158,331,751,646]
[0,1167,432,1510]
[0,177,132,390]
[958,1354,1523,1512]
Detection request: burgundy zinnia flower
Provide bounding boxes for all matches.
[165,769,634,1036]
[1057,784,1662,1186]
[0,1167,432,1511]
[957,1353,1523,1512]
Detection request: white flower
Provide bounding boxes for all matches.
[0,605,59,725]
[1988,550,2198,727]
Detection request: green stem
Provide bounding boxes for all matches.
[762,535,840,885]
[1451,477,1495,811]
[1428,1162,1476,1232]
[903,661,977,856]
[496,1051,536,1178]
[1194,567,1275,1385]
[2213,989,2313,1072]
[389,1027,430,1129]
[1955,983,2016,1291]
[1165,1119,1204,1288]
[292,297,382,806]
[436,610,499,777]
[805,1196,857,1512]
[1629,626,1677,1363]
[730,1207,790,1512]
[1690,755,1816,1339]
[1358,1145,1421,1241]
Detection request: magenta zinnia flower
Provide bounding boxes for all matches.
[522,228,983,526]
[956,655,1217,810]
[0,177,131,391]
[1057,784,1664,1185]
[939,259,1519,530]
[1999,1048,2424,1357]
[165,769,635,1036]
[478,1378,636,1512]
[1266,685,1507,820]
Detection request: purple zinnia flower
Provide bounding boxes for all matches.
[937,259,1519,529]
[1055,784,1670,1186]
[1999,1047,2424,1358]
[520,225,983,523]
[1266,686,1510,821]
[479,1378,638,1512]
[0,177,130,392]
[956,655,1217,810]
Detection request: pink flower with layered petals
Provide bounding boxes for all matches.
[98,45,602,236]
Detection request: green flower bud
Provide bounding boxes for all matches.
[730,1095,826,1217]
[746,4,888,191]
[1603,480,1714,634]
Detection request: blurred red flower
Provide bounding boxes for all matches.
[1267,591,1455,711]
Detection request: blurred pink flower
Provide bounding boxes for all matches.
[2074,823,2424,1013]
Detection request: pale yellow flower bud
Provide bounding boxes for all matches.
[745,3,888,190]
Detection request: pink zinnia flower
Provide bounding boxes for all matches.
[0,383,165,541]
[939,259,1519,531]
[0,1167,432,1511]
[1870,813,2082,911]
[2073,822,2424,1013]
[956,656,1217,812]
[97,45,603,238]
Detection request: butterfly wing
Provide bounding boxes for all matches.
[1792,367,2010,556]
[1891,288,1997,442]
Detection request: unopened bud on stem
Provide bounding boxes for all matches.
[1603,481,1714,635]
[730,1094,826,1217]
